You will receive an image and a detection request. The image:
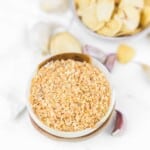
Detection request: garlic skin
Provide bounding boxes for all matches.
[28,22,52,53]
[133,62,150,81]
[40,0,69,13]
[111,110,124,136]
[140,63,150,80]
[82,45,107,64]
[104,53,116,72]
[28,22,67,55]
[82,45,116,72]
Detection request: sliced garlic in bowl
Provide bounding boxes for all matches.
[72,0,150,40]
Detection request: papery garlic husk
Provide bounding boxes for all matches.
[141,63,150,80]
[51,23,67,35]
[2,91,27,120]
[82,45,116,72]
[28,21,67,55]
[40,0,69,13]
[28,22,52,54]
[82,45,107,64]
[104,53,116,72]
[134,62,150,81]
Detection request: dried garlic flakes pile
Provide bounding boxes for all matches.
[75,0,150,37]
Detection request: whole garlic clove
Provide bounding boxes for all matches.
[40,0,69,13]
[112,110,124,136]
[82,45,116,71]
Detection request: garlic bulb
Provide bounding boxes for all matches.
[40,0,69,13]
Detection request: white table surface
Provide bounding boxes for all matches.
[0,0,150,150]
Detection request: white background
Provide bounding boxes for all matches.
[0,0,150,150]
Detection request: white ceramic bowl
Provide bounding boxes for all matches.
[71,1,150,41]
[27,53,115,138]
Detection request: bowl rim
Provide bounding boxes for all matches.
[27,53,116,138]
[71,0,150,41]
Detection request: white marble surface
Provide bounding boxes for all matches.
[0,0,150,149]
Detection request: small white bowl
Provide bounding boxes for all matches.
[71,1,150,41]
[27,53,115,138]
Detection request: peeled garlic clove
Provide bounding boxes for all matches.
[117,44,135,64]
[104,53,116,72]
[40,0,69,13]
[82,45,107,63]
[112,110,124,136]
[50,32,82,54]
[28,22,52,54]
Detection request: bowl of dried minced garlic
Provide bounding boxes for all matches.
[27,53,115,139]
